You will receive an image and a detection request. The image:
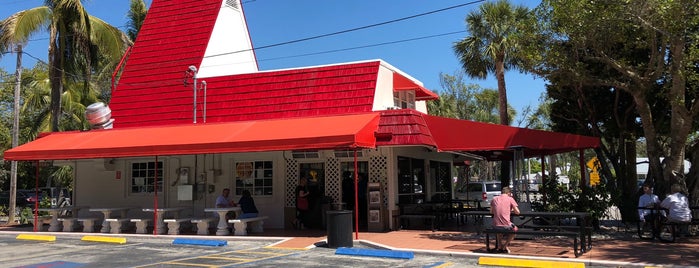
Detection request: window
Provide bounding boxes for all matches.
[130,161,163,193]
[235,161,273,196]
[397,157,424,204]
[393,90,416,109]
[429,161,452,201]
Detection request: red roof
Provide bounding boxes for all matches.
[109,0,221,128]
[376,110,599,159]
[3,113,380,161]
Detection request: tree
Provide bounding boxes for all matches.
[0,0,130,132]
[126,0,148,42]
[453,0,532,126]
[532,0,699,215]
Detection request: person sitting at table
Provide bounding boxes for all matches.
[638,183,662,222]
[490,187,520,254]
[660,183,692,235]
[237,190,259,219]
[215,188,237,220]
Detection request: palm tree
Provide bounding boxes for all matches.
[453,0,531,126]
[0,0,130,132]
[126,0,148,42]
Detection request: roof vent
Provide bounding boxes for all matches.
[85,102,114,129]
[225,0,239,9]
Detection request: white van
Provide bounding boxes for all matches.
[455,181,502,208]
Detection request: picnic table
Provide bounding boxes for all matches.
[204,207,241,235]
[143,207,188,235]
[89,207,137,233]
[462,210,592,257]
[37,206,88,232]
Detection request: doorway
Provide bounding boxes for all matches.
[299,163,325,229]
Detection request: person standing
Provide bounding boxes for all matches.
[295,177,310,229]
[490,187,520,254]
[237,190,258,219]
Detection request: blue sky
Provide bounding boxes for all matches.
[1,0,544,125]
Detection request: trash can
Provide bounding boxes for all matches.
[326,210,353,248]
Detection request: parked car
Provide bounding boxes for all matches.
[454,181,502,208]
[0,190,32,208]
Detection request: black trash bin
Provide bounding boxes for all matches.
[326,210,353,248]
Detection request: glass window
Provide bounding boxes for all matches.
[130,161,163,194]
[397,157,425,204]
[235,161,273,196]
[393,91,416,109]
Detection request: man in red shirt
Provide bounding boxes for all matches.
[490,187,520,253]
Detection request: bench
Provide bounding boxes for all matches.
[228,216,268,236]
[483,228,583,257]
[662,220,699,242]
[58,218,78,232]
[522,224,593,252]
[106,218,131,234]
[191,218,217,235]
[394,204,438,231]
[130,218,152,234]
[394,214,437,231]
[77,218,100,233]
[164,218,191,235]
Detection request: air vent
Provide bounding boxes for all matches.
[225,0,239,9]
[292,151,319,159]
[85,102,114,129]
[334,150,363,158]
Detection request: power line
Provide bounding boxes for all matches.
[204,0,485,59]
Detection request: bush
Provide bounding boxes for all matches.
[532,174,613,229]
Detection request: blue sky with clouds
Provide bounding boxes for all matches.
[1,0,544,125]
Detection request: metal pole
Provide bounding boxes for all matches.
[9,45,22,225]
[193,75,197,124]
[202,81,207,123]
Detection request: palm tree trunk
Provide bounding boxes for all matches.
[495,59,508,126]
[48,24,63,132]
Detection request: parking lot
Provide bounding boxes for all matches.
[0,232,482,268]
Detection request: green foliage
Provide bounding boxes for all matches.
[533,174,613,227]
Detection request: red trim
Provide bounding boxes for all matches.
[5,113,380,160]
[393,72,439,100]
[111,46,132,93]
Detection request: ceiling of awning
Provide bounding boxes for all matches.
[421,113,600,159]
[4,113,381,161]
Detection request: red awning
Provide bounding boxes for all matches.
[4,113,380,161]
[422,114,600,158]
[393,72,439,100]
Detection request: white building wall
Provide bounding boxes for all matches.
[372,61,429,114]
[197,0,258,78]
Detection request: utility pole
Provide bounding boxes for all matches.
[8,45,22,224]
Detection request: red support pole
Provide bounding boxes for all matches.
[153,155,159,235]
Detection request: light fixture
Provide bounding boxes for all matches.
[186,65,198,123]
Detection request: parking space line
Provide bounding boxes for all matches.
[134,247,303,268]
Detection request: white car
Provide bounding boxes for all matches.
[455,181,502,209]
